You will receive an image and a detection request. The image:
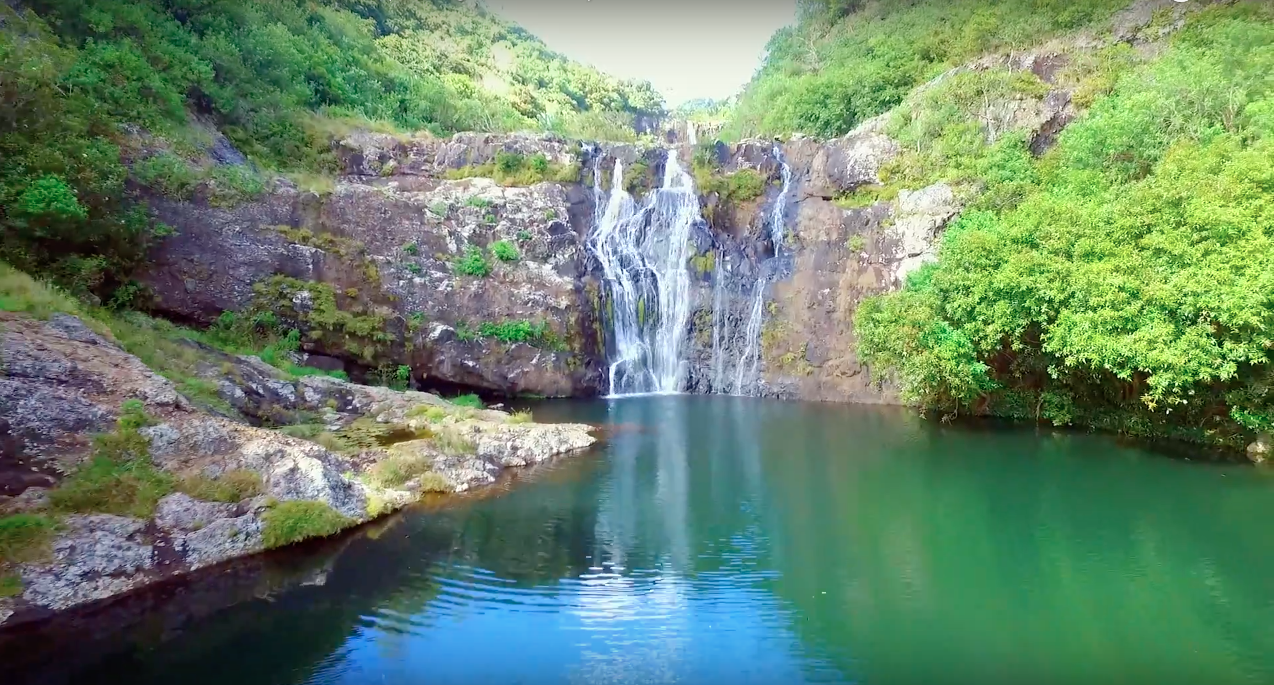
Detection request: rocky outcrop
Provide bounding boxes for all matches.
[142,133,604,399]
[0,312,596,628]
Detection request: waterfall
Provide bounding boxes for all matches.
[590,150,703,396]
[710,257,730,391]
[731,145,793,396]
[687,121,697,146]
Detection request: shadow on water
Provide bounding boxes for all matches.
[5,396,1274,685]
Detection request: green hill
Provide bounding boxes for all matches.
[0,0,662,294]
[730,0,1274,449]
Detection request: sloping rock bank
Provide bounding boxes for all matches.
[0,311,596,628]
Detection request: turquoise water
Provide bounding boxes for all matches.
[4,396,1274,685]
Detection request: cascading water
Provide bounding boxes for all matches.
[590,150,703,396]
[710,258,730,391]
[731,144,793,395]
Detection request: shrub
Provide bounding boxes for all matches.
[508,410,534,424]
[132,152,201,199]
[453,246,491,277]
[261,500,353,549]
[490,240,520,262]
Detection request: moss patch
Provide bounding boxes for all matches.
[0,513,60,566]
[177,469,264,504]
[251,276,394,362]
[261,500,354,549]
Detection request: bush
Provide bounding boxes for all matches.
[490,240,520,262]
[132,152,201,199]
[453,246,491,277]
[261,500,353,549]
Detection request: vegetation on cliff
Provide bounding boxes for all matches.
[0,0,661,299]
[723,0,1131,140]
[855,3,1274,449]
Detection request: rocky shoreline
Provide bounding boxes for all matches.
[0,310,596,629]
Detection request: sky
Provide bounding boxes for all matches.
[489,0,799,107]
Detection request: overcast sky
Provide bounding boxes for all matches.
[489,0,798,106]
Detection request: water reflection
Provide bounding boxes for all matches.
[5,397,1274,685]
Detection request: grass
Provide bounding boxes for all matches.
[0,261,109,335]
[406,404,450,423]
[365,452,449,491]
[177,469,264,504]
[0,514,60,566]
[261,500,354,550]
[508,410,534,424]
[432,427,476,455]
[450,394,484,409]
[0,572,22,598]
[47,402,176,519]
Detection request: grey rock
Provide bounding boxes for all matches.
[20,515,154,611]
[179,514,264,570]
[1248,434,1272,464]
[154,493,239,532]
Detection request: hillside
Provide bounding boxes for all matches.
[724,0,1274,451]
[0,0,662,296]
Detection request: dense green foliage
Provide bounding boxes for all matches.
[723,0,1130,140]
[857,4,1274,449]
[0,0,661,298]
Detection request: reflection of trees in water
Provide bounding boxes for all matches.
[761,419,1274,685]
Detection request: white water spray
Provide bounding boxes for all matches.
[590,151,703,396]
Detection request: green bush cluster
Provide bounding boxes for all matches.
[453,246,492,277]
[856,4,1274,449]
[490,240,520,262]
[250,276,393,361]
[449,394,485,410]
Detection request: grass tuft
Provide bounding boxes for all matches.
[177,469,263,504]
[261,500,353,549]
